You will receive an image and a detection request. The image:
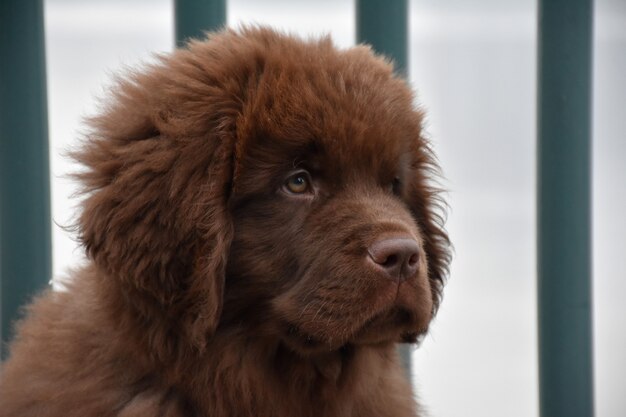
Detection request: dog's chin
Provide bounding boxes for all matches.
[280,307,429,356]
[350,307,429,346]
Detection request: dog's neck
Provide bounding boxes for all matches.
[203,327,361,385]
[212,302,366,385]
[273,340,356,385]
[176,329,396,416]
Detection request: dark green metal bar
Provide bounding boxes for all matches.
[174,0,227,47]
[537,1,594,416]
[356,0,408,76]
[0,0,52,360]
[356,0,411,375]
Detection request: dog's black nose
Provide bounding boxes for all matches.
[367,238,420,282]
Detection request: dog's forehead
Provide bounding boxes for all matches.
[234,51,421,179]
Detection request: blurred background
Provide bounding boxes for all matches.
[42,0,624,416]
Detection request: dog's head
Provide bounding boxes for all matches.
[76,27,450,356]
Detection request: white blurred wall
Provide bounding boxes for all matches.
[45,1,625,416]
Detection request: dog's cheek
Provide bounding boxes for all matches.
[225,200,307,298]
[272,246,386,338]
[407,267,435,331]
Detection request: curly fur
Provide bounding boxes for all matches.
[0,27,451,417]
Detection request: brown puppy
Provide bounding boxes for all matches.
[0,27,451,417]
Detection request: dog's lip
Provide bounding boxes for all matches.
[285,322,323,346]
[281,321,329,353]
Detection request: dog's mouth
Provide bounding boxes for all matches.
[274,264,434,355]
[282,322,326,352]
[280,306,428,355]
[352,307,425,344]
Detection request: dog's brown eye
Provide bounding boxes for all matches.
[285,173,310,194]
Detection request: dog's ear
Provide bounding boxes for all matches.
[73,51,239,352]
[75,130,234,351]
[408,136,452,315]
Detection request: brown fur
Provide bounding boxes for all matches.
[0,27,451,417]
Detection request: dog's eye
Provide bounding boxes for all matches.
[284,172,311,194]
[392,177,402,196]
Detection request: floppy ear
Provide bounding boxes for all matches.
[408,137,452,315]
[72,29,275,354]
[69,30,268,355]
[75,105,235,354]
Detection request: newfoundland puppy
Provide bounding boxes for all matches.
[0,27,450,417]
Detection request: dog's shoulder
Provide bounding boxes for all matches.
[0,268,174,416]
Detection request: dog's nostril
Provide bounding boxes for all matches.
[382,254,398,268]
[368,237,420,282]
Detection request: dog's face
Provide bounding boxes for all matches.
[226,69,438,354]
[228,140,432,353]
[76,28,450,356]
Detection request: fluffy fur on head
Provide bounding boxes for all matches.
[0,27,451,417]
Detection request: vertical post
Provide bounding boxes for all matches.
[174,0,227,47]
[0,0,52,359]
[537,1,594,416]
[356,0,408,76]
[356,0,411,375]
